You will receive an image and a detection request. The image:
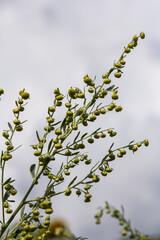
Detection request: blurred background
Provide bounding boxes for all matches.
[0,0,160,239]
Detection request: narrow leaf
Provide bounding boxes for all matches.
[96,103,102,110]
[47,139,53,152]
[3,191,10,202]
[81,133,88,140]
[68,176,77,187]
[91,127,101,135]
[15,100,18,107]
[90,101,96,112]
[106,85,115,91]
[70,104,79,110]
[7,199,15,202]
[8,122,13,131]
[102,153,109,162]
[3,178,12,186]
[43,156,51,168]
[45,183,55,196]
[109,142,114,150]
[107,158,115,162]
[71,151,79,156]
[61,118,66,132]
[8,180,15,184]
[21,120,27,124]
[20,205,25,218]
[91,161,99,171]
[121,205,125,214]
[30,164,36,178]
[73,131,80,143]
[36,131,40,142]
[53,120,61,126]
[89,99,96,108]
[57,163,63,175]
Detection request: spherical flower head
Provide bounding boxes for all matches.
[21,91,30,100]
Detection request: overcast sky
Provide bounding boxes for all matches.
[0,1,160,240]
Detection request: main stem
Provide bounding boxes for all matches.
[0,165,45,238]
[1,161,6,224]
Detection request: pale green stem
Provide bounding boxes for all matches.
[0,164,46,237]
[1,161,6,224]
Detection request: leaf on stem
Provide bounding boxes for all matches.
[70,104,79,111]
[3,178,15,186]
[30,164,36,178]
[36,131,40,142]
[71,151,80,156]
[56,163,63,176]
[81,133,88,140]
[73,131,80,143]
[48,139,53,152]
[3,191,10,202]
[68,176,77,187]
[61,117,66,132]
[109,142,114,150]
[106,85,115,91]
[15,100,18,107]
[91,127,101,135]
[8,122,13,132]
[53,120,61,126]
[20,205,25,218]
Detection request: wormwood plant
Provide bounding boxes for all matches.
[0,32,149,240]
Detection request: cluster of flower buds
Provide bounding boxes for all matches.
[16,214,51,240]
[1,89,30,163]
[68,87,85,99]
[2,183,17,215]
[101,32,145,84]
[0,32,149,240]
[94,202,149,240]
[29,33,148,213]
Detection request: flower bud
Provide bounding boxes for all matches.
[21,92,30,100]
[140,32,145,39]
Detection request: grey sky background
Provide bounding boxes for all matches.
[0,0,160,239]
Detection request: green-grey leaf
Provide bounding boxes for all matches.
[109,142,114,150]
[3,178,12,186]
[129,140,135,145]
[57,163,63,175]
[73,131,80,143]
[30,164,36,178]
[7,200,15,202]
[8,122,13,131]
[53,120,61,126]
[71,151,79,156]
[36,131,40,141]
[81,133,88,140]
[70,104,79,110]
[15,100,18,107]
[61,118,66,132]
[20,205,25,218]
[3,191,10,202]
[106,85,115,91]
[48,139,53,152]
[68,176,77,187]
[91,127,101,135]
[89,98,96,107]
